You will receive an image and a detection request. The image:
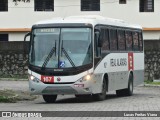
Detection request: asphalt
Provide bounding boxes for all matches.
[0,80,29,91]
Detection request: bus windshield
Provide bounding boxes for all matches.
[29,28,92,69]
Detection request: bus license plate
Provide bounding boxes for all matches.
[41,76,54,83]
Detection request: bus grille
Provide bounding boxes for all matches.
[42,86,78,94]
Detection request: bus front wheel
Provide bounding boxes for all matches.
[93,78,107,101]
[43,95,57,103]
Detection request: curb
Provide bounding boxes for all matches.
[0,78,28,81]
[144,84,160,87]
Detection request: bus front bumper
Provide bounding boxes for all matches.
[29,79,93,95]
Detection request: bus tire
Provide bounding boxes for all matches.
[116,73,133,96]
[75,94,91,98]
[93,78,107,101]
[43,95,57,103]
[124,73,133,96]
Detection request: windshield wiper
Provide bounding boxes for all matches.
[61,47,76,68]
[41,41,56,70]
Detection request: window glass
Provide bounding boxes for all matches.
[30,28,92,68]
[101,29,109,51]
[139,33,143,51]
[110,29,117,50]
[119,0,126,4]
[81,0,100,11]
[0,34,8,41]
[140,0,154,12]
[118,30,125,50]
[133,32,139,51]
[34,0,54,11]
[94,27,101,57]
[0,0,8,11]
[125,31,133,50]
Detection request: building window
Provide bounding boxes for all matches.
[140,0,154,12]
[0,0,8,12]
[34,0,54,11]
[119,0,126,4]
[81,0,100,11]
[0,34,8,41]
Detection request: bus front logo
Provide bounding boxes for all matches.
[57,77,61,81]
[59,61,65,68]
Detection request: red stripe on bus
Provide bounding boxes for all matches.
[128,53,134,71]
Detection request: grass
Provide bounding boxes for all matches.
[144,80,160,85]
[0,75,28,81]
[0,90,17,103]
[0,75,28,79]
[0,89,37,103]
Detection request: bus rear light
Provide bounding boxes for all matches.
[74,84,84,87]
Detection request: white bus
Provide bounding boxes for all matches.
[25,15,144,103]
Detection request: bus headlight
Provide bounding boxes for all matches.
[28,75,39,83]
[85,74,91,80]
[28,75,35,80]
[79,74,92,82]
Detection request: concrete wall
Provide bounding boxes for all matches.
[0,41,29,77]
[0,0,160,41]
[2,0,159,27]
[144,40,160,80]
[9,32,28,41]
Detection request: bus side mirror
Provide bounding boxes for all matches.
[24,32,31,54]
[24,32,31,41]
[95,31,103,47]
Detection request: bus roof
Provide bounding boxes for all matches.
[35,15,142,29]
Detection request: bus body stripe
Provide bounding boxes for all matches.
[128,52,134,71]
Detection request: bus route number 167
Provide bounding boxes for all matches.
[41,76,54,83]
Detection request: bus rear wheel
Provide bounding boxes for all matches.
[43,95,57,103]
[116,74,133,96]
[93,78,107,101]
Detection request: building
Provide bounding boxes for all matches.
[0,0,159,41]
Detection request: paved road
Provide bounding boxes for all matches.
[0,81,160,120]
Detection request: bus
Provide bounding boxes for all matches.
[25,15,144,103]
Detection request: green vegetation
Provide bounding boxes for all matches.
[144,80,160,85]
[0,75,28,80]
[0,90,37,103]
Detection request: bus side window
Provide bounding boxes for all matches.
[133,32,139,51]
[94,28,101,58]
[102,28,109,51]
[139,33,143,51]
[118,30,125,50]
[110,29,117,50]
[125,31,133,51]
